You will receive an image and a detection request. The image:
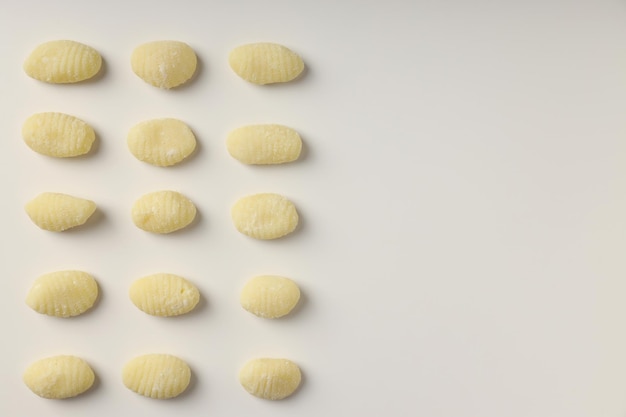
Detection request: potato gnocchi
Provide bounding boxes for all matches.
[239,358,301,400]
[131,41,197,89]
[25,192,96,231]
[229,43,304,85]
[240,275,300,319]
[22,112,95,157]
[129,273,199,317]
[127,118,196,166]
[123,354,191,399]
[26,270,98,317]
[131,190,196,233]
[23,355,95,399]
[227,124,302,165]
[24,40,102,83]
[231,193,298,239]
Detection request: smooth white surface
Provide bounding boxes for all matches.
[1,0,626,415]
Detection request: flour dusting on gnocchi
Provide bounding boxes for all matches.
[24,40,102,83]
[25,192,96,231]
[26,270,98,317]
[127,118,196,166]
[23,355,95,399]
[123,354,191,399]
[129,273,199,317]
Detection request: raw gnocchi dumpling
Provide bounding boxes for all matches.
[22,112,95,157]
[129,273,200,317]
[131,190,196,234]
[127,118,196,166]
[23,355,95,399]
[123,354,191,399]
[131,41,197,89]
[24,40,102,83]
[231,193,298,240]
[25,192,97,231]
[227,124,302,165]
[240,275,300,318]
[26,270,98,317]
[229,43,304,85]
[239,358,301,400]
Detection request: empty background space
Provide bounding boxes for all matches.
[0,0,625,416]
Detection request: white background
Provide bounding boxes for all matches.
[0,0,625,416]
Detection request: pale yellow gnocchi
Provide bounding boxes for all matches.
[240,275,300,319]
[123,354,191,399]
[231,193,298,239]
[131,41,197,89]
[129,273,199,317]
[24,40,102,83]
[239,358,301,400]
[22,112,95,157]
[23,355,95,399]
[131,190,196,233]
[227,124,302,165]
[26,270,98,317]
[229,43,304,85]
[25,192,96,231]
[127,118,196,166]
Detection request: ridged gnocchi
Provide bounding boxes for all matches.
[123,354,191,399]
[240,275,300,318]
[23,355,95,399]
[131,190,196,233]
[229,43,304,85]
[231,193,298,239]
[22,112,95,157]
[26,270,98,317]
[25,192,96,231]
[227,124,302,165]
[239,358,301,400]
[131,41,197,89]
[127,118,196,166]
[23,40,102,83]
[129,273,199,317]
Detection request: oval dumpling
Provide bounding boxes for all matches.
[239,358,301,400]
[131,190,196,234]
[25,192,96,231]
[229,43,304,85]
[129,273,199,317]
[23,355,95,399]
[240,275,300,319]
[23,40,102,83]
[123,354,191,399]
[26,270,98,317]
[22,112,95,157]
[131,41,197,89]
[227,124,302,165]
[127,118,196,166]
[231,193,298,240]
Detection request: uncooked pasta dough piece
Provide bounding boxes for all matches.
[123,354,191,399]
[229,43,304,84]
[239,358,301,400]
[22,112,95,157]
[23,40,102,83]
[127,118,196,166]
[129,273,199,317]
[26,270,98,317]
[227,124,302,165]
[231,193,298,239]
[23,355,95,399]
[240,275,300,318]
[131,190,196,233]
[131,41,197,89]
[25,192,96,231]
